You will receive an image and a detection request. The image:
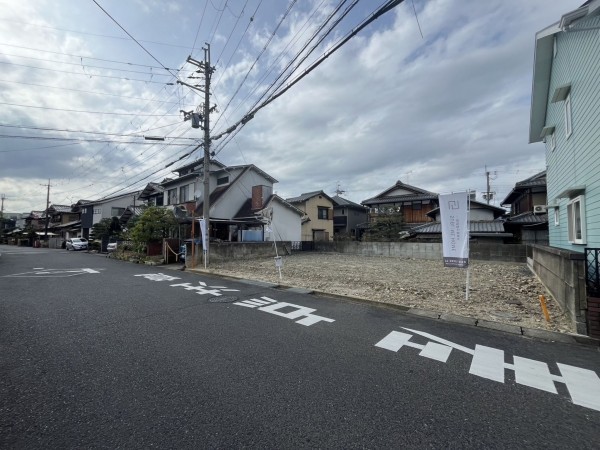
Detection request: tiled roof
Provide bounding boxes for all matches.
[363,193,438,205]
[287,190,334,204]
[362,180,438,204]
[411,220,508,234]
[506,211,548,224]
[48,204,72,213]
[332,195,368,209]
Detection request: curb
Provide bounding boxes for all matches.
[176,266,600,347]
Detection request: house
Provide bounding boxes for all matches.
[286,191,335,241]
[331,195,368,239]
[501,172,549,245]
[73,192,141,239]
[46,204,81,241]
[142,158,302,243]
[361,180,439,230]
[410,199,510,242]
[529,0,600,251]
[233,193,304,242]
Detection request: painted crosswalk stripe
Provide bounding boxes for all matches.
[557,363,600,411]
[420,342,452,363]
[469,345,506,383]
[374,331,413,352]
[513,356,557,393]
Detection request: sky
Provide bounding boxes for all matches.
[0,0,583,214]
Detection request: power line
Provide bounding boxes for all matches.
[0,102,180,117]
[0,61,172,84]
[92,0,180,79]
[0,78,195,106]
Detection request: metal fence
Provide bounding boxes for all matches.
[585,248,600,297]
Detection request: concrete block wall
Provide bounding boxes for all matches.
[314,241,526,263]
[530,245,587,334]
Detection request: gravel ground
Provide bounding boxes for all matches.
[203,252,574,334]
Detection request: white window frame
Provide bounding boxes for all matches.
[567,195,585,244]
[565,93,572,138]
[553,36,557,58]
[554,207,559,226]
[550,132,556,151]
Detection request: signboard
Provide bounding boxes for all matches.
[198,218,207,250]
[439,192,469,268]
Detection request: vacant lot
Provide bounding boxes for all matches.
[203,252,573,333]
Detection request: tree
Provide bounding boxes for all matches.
[367,207,405,241]
[92,217,122,240]
[130,207,177,250]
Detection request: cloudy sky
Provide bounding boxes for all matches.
[0,0,582,213]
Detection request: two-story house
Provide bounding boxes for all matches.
[286,191,335,241]
[501,172,548,245]
[140,159,302,243]
[361,180,439,231]
[331,195,368,239]
[46,204,81,241]
[73,192,141,239]
[529,0,600,251]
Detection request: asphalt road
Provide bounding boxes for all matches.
[1,245,599,448]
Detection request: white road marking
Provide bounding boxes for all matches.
[233,297,335,327]
[4,268,102,278]
[469,345,505,383]
[375,329,600,412]
[513,356,557,394]
[374,331,413,352]
[420,342,452,363]
[557,364,600,411]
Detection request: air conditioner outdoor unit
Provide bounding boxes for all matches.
[533,205,547,214]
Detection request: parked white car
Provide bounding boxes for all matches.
[107,242,117,252]
[66,238,88,251]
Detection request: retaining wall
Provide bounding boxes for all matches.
[530,244,587,334]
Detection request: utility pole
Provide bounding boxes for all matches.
[0,194,5,220]
[38,179,52,241]
[485,167,490,205]
[178,44,214,265]
[203,44,212,266]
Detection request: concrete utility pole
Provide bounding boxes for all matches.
[0,193,5,220]
[42,179,51,239]
[203,44,212,266]
[178,44,214,265]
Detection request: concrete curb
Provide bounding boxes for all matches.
[176,267,600,347]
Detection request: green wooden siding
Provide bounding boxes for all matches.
[544,15,600,251]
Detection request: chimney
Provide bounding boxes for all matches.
[252,185,272,210]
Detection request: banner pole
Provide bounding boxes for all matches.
[466,191,471,301]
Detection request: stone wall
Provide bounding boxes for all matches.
[530,244,587,334]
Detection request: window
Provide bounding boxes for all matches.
[567,195,585,244]
[180,185,189,203]
[217,176,229,186]
[553,36,557,58]
[412,201,422,210]
[318,207,328,220]
[554,207,559,226]
[111,207,125,217]
[565,93,572,138]
[93,208,101,214]
[82,207,87,214]
[550,132,556,151]
[168,188,177,205]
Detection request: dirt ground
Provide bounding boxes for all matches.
[202,252,574,334]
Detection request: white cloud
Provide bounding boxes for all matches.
[0,0,583,213]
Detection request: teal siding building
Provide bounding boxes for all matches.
[529,0,600,252]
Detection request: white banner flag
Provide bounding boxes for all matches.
[439,192,469,268]
[198,218,207,251]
